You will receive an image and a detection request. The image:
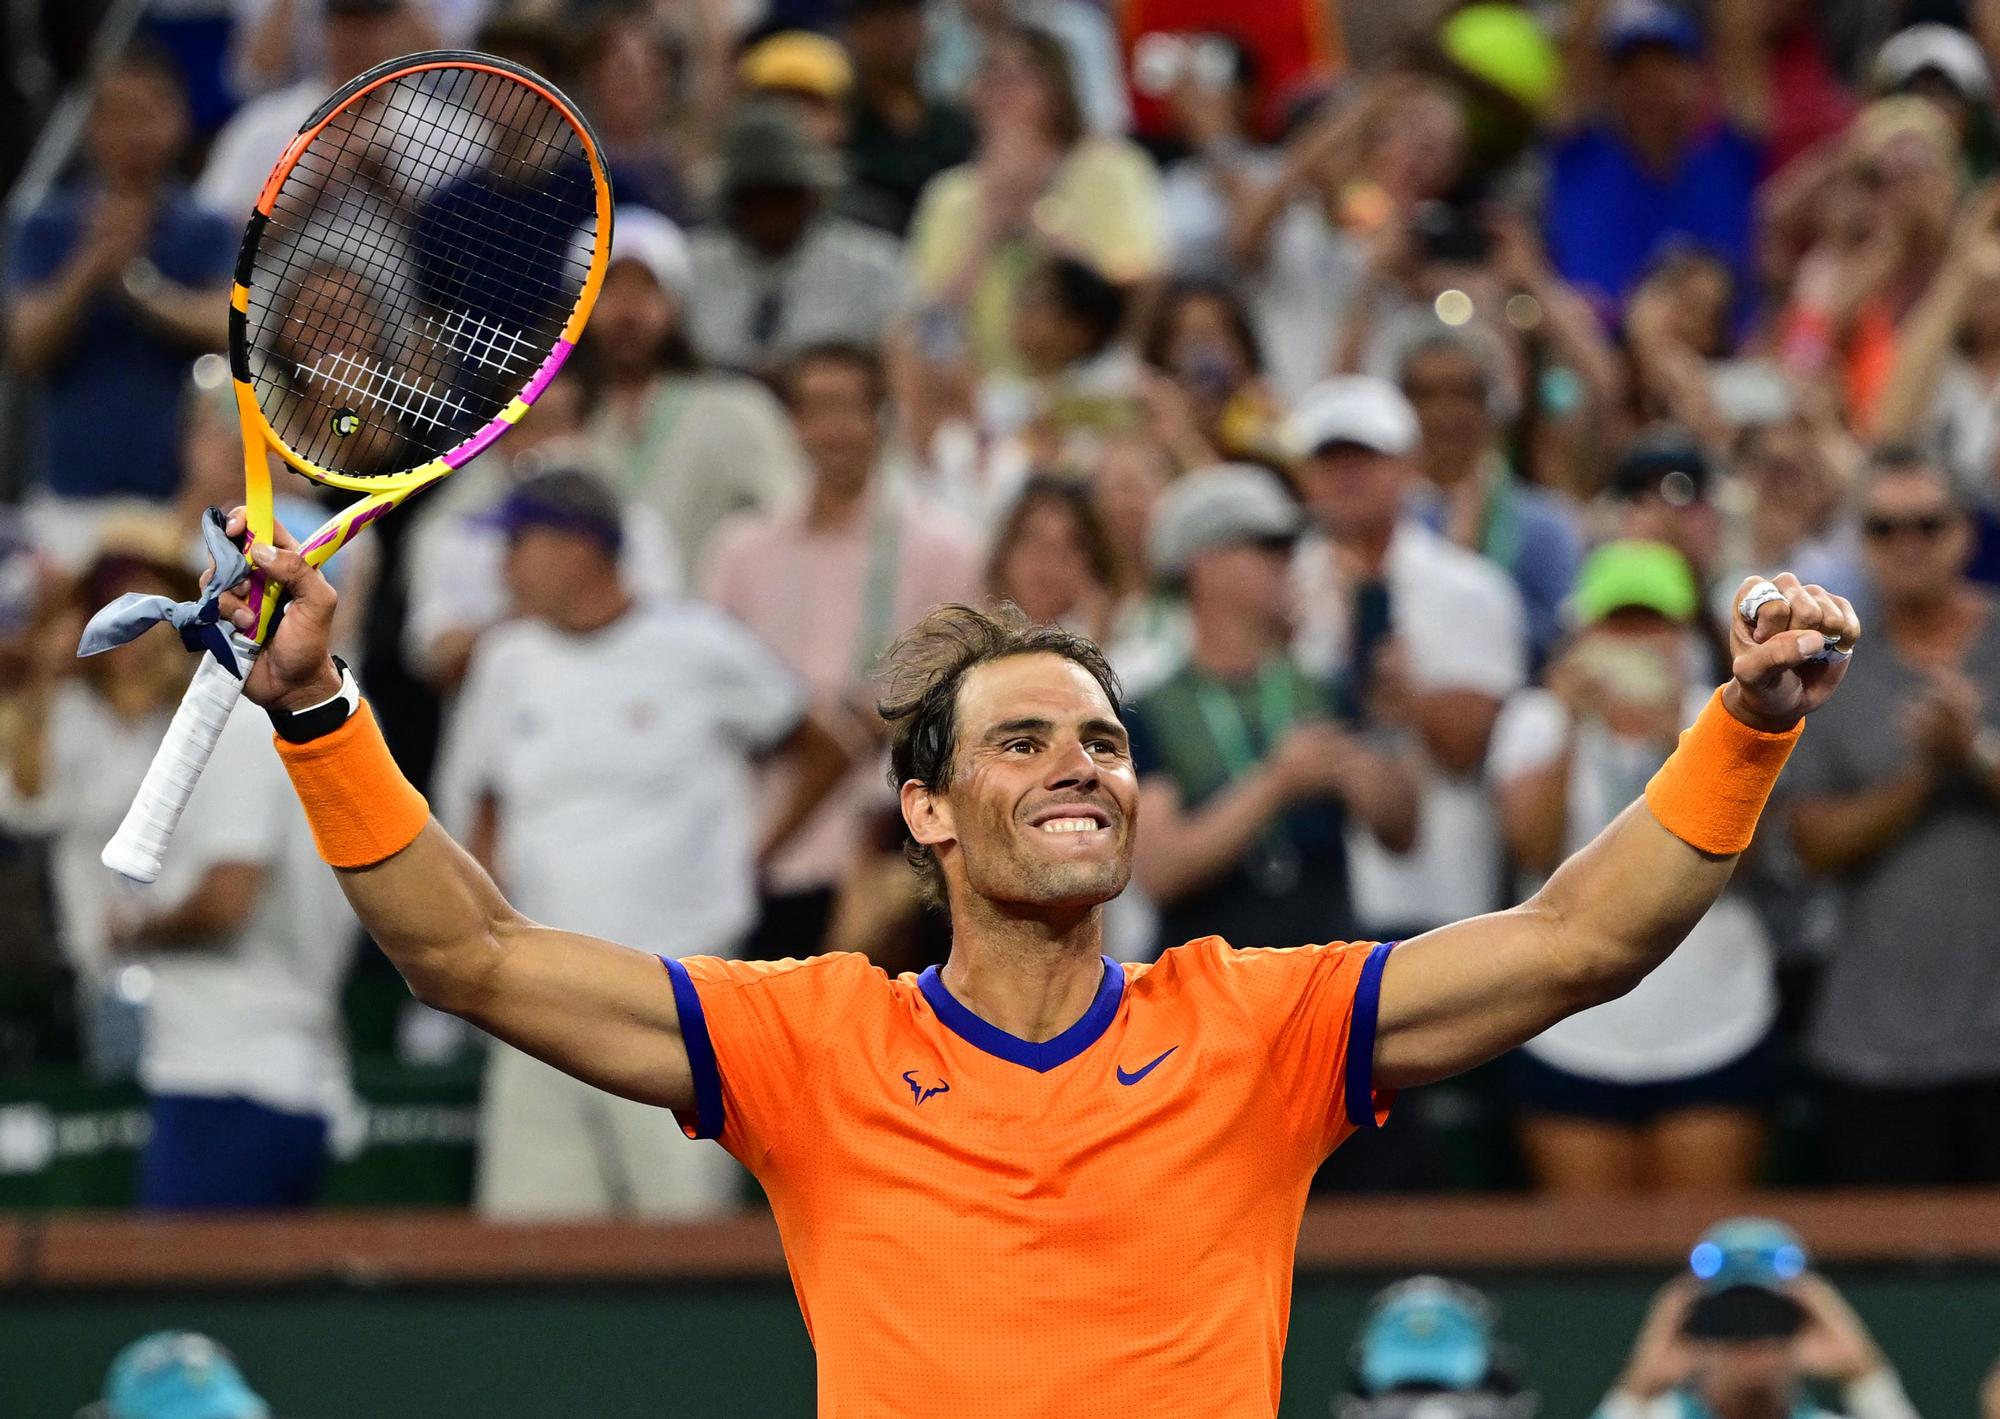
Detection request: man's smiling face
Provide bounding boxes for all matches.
[907,653,1138,912]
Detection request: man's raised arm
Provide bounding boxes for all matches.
[216,512,695,1112]
[1372,573,1860,1090]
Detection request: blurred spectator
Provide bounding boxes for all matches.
[1130,464,1416,956]
[839,0,978,237]
[1595,1219,1917,1419]
[1139,277,1285,468]
[1870,23,1995,177]
[1985,1352,2000,1419]
[574,7,699,223]
[227,0,450,99]
[1622,248,1742,451]
[1602,430,1728,602]
[1491,542,1777,1195]
[4,49,230,565]
[198,0,412,219]
[1335,1276,1534,1419]
[1386,311,1583,669]
[582,206,805,577]
[91,1331,273,1419]
[704,344,980,961]
[923,0,1132,138]
[0,541,195,1081]
[1231,74,1467,402]
[1785,448,2000,1185]
[1712,415,1863,623]
[1760,0,1860,177]
[436,469,848,1218]
[1148,34,1279,280]
[1089,433,1190,690]
[906,26,1164,377]
[1874,182,2000,506]
[686,100,905,376]
[989,254,1141,456]
[1288,376,1527,939]
[1125,2,1343,150]
[985,475,1115,642]
[4,544,352,1208]
[1545,0,1770,325]
[1773,98,1963,433]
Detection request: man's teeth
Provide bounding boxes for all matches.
[1039,818,1102,833]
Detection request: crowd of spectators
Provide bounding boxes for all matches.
[5,0,2000,1217]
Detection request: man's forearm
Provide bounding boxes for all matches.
[1789,767,1934,875]
[332,819,520,1013]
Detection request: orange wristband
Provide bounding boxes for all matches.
[1643,688,1802,857]
[274,701,430,868]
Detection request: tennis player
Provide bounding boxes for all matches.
[216,510,1857,1419]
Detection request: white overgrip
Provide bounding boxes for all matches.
[101,636,260,883]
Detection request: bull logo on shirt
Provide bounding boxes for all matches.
[901,1070,951,1105]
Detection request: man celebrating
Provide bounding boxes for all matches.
[211,499,1857,1417]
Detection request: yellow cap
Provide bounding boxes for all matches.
[739,31,854,100]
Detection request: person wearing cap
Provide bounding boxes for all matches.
[1490,541,1780,1193]
[578,204,805,578]
[1338,1276,1536,1419]
[1597,1219,1917,1419]
[1128,464,1416,959]
[1603,428,1727,600]
[1545,0,1769,323]
[197,0,416,219]
[1288,375,1529,942]
[87,1331,272,1419]
[1783,446,2000,1186]
[1872,23,1997,177]
[685,98,905,376]
[434,467,852,1218]
[840,0,977,237]
[740,31,858,166]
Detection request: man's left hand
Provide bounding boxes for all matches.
[1726,572,1861,731]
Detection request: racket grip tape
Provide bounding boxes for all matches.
[101,636,258,883]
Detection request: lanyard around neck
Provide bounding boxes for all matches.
[1192,659,1298,781]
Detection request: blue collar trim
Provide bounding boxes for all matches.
[917,956,1125,1072]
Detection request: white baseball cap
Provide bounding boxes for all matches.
[1874,23,1991,101]
[1148,463,1303,577]
[1283,376,1420,459]
[580,205,693,301]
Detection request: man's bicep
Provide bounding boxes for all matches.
[471,923,696,1112]
[1373,902,1584,1090]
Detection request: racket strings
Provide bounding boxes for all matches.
[246,63,597,479]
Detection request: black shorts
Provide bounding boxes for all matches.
[1508,1035,1778,1125]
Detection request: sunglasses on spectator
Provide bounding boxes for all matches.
[1862,511,1954,540]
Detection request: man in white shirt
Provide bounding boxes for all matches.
[128,695,356,1209]
[435,469,850,1218]
[1286,376,1529,937]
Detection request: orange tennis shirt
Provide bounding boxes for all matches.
[660,935,1397,1418]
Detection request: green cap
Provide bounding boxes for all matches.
[1569,539,1699,627]
[1439,4,1563,115]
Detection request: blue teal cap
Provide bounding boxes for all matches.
[1688,1217,1809,1293]
[1359,1278,1493,1391]
[104,1333,271,1419]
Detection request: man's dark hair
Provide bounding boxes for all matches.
[877,603,1123,906]
[1865,440,1964,505]
[101,39,190,102]
[777,340,888,410]
[1034,257,1128,359]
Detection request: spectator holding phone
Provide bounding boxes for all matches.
[1595,1219,1917,1419]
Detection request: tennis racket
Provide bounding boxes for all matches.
[99,49,612,882]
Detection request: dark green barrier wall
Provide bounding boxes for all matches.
[7,1268,1996,1418]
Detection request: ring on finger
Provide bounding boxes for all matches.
[1738,581,1786,625]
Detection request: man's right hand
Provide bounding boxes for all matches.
[213,507,342,713]
[1266,719,1366,803]
[1616,1277,1699,1398]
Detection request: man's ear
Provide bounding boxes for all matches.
[901,778,955,851]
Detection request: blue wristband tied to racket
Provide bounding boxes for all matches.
[75,508,256,677]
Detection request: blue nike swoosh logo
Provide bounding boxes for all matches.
[1116,1047,1178,1086]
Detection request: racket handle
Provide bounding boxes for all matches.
[102,636,259,884]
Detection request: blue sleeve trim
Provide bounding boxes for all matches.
[1344,941,1397,1130]
[661,956,724,1140]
